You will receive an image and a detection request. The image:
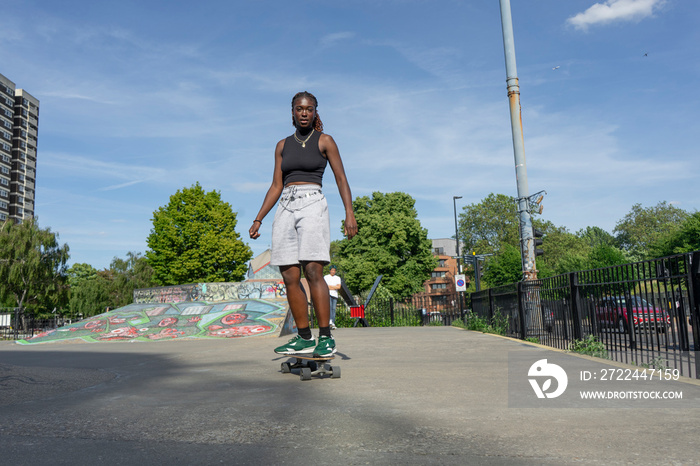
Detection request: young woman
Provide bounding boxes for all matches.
[249,91,357,357]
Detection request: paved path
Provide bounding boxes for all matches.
[1,327,699,465]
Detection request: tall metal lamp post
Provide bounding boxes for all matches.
[500,0,537,280]
[453,196,463,273]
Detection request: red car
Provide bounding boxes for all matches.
[595,296,670,333]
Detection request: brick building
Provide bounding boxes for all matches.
[413,238,467,312]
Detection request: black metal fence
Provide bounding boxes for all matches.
[320,292,467,328]
[472,251,700,379]
[0,310,70,341]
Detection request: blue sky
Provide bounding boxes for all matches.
[2,0,698,270]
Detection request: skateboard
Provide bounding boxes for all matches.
[279,354,340,381]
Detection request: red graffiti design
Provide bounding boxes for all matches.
[31,330,54,339]
[146,328,185,340]
[98,327,141,341]
[221,313,248,326]
[85,320,105,329]
[158,317,179,327]
[207,325,271,338]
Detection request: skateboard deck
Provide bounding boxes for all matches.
[278,353,340,381]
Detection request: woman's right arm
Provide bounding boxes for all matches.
[249,140,285,240]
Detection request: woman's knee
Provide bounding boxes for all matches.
[303,262,325,283]
[280,265,301,286]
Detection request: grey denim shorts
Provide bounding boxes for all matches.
[270,184,330,266]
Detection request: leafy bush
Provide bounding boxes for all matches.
[456,311,508,336]
[568,334,608,359]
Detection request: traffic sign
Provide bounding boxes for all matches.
[455,274,467,292]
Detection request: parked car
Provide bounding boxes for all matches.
[594,296,670,333]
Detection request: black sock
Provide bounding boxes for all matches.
[298,326,312,340]
[319,326,332,338]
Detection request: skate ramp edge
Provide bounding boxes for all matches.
[18,298,297,345]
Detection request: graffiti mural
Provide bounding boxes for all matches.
[18,299,290,345]
[132,280,286,304]
[132,284,202,304]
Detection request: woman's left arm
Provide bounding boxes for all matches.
[320,133,358,239]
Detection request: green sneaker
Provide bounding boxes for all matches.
[314,335,337,357]
[274,335,316,355]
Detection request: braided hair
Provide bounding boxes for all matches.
[291,91,324,132]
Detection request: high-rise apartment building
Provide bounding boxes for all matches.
[0,73,38,223]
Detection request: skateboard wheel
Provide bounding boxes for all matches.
[281,362,291,373]
[331,366,341,379]
[300,367,312,381]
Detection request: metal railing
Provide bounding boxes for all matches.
[472,251,700,379]
[0,311,71,340]
[319,292,468,328]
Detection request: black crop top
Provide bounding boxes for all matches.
[281,130,327,186]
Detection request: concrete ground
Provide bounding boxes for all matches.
[1,327,699,465]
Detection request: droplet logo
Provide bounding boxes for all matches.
[528,359,568,399]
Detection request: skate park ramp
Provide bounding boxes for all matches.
[18,278,298,345]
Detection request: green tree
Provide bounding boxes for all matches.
[456,194,584,280]
[614,202,688,260]
[534,225,625,276]
[146,183,253,285]
[482,244,523,286]
[67,263,98,287]
[68,272,111,318]
[67,252,154,318]
[553,253,590,276]
[108,252,154,307]
[576,226,617,248]
[456,195,691,284]
[536,223,589,277]
[0,219,69,316]
[336,192,436,299]
[68,263,106,318]
[587,243,627,269]
[458,193,520,255]
[650,211,700,257]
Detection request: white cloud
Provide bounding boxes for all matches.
[99,180,148,191]
[40,152,167,188]
[317,32,356,51]
[41,90,119,105]
[567,0,666,30]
